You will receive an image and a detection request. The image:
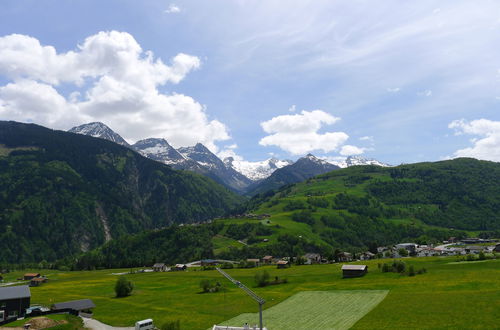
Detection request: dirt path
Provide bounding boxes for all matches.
[80,317,134,330]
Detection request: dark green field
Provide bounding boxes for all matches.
[2,257,499,329]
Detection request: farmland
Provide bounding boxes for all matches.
[1,256,499,329]
[215,290,388,330]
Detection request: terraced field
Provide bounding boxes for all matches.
[214,290,388,330]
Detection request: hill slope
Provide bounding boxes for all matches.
[0,121,242,263]
[215,158,500,258]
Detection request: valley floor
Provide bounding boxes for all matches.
[2,257,499,329]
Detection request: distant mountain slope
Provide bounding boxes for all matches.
[132,138,202,172]
[69,122,130,147]
[246,154,340,196]
[0,121,242,263]
[329,155,391,168]
[178,143,252,193]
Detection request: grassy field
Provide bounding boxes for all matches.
[215,290,388,330]
[1,257,499,329]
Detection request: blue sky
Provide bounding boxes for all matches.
[1,0,500,165]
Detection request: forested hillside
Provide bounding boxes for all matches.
[0,121,242,263]
[216,158,500,257]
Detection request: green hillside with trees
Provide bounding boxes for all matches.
[214,158,500,259]
[0,121,242,264]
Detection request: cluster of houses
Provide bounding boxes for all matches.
[376,239,500,258]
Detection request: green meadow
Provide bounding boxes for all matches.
[2,257,499,329]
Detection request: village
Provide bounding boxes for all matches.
[1,237,498,329]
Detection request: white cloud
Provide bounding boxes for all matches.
[259,110,349,155]
[359,136,374,143]
[165,4,181,14]
[418,89,433,97]
[386,87,400,93]
[448,119,500,161]
[0,31,229,152]
[339,145,364,156]
[288,104,296,112]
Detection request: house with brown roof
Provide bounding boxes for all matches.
[23,273,40,281]
[277,260,290,269]
[262,256,273,264]
[29,277,47,287]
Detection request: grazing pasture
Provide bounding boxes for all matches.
[214,290,388,330]
[1,257,499,329]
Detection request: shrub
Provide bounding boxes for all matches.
[199,279,221,293]
[254,270,270,287]
[478,251,486,260]
[466,254,476,261]
[115,276,133,297]
[408,265,415,276]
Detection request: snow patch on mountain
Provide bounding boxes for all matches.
[69,122,129,146]
[326,155,391,168]
[224,157,292,181]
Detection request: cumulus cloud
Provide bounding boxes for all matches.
[0,31,229,151]
[448,119,500,161]
[418,89,433,97]
[165,4,181,14]
[259,110,349,155]
[339,145,365,156]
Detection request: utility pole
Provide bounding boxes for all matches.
[216,267,266,330]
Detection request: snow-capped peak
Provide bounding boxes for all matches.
[68,122,129,146]
[224,157,293,181]
[327,155,391,168]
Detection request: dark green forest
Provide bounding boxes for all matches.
[0,121,242,263]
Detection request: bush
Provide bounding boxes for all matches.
[254,270,270,287]
[199,279,221,293]
[478,251,486,260]
[408,265,415,276]
[115,276,133,297]
[466,254,476,261]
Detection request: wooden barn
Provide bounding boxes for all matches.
[23,273,40,280]
[0,285,31,322]
[52,299,95,316]
[277,260,290,269]
[342,265,368,278]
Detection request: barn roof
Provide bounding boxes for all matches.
[24,273,40,277]
[0,285,31,300]
[341,265,367,271]
[53,299,95,311]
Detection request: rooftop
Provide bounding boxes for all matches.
[53,299,95,311]
[0,285,31,300]
[342,265,367,271]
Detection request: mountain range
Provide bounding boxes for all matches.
[0,121,241,263]
[69,122,390,194]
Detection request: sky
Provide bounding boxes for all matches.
[1,0,500,165]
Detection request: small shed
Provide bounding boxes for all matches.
[152,263,167,272]
[173,264,187,271]
[492,244,500,253]
[359,251,375,260]
[0,286,31,321]
[342,265,368,278]
[29,277,47,287]
[262,256,273,264]
[23,273,40,281]
[277,260,290,269]
[52,299,95,315]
